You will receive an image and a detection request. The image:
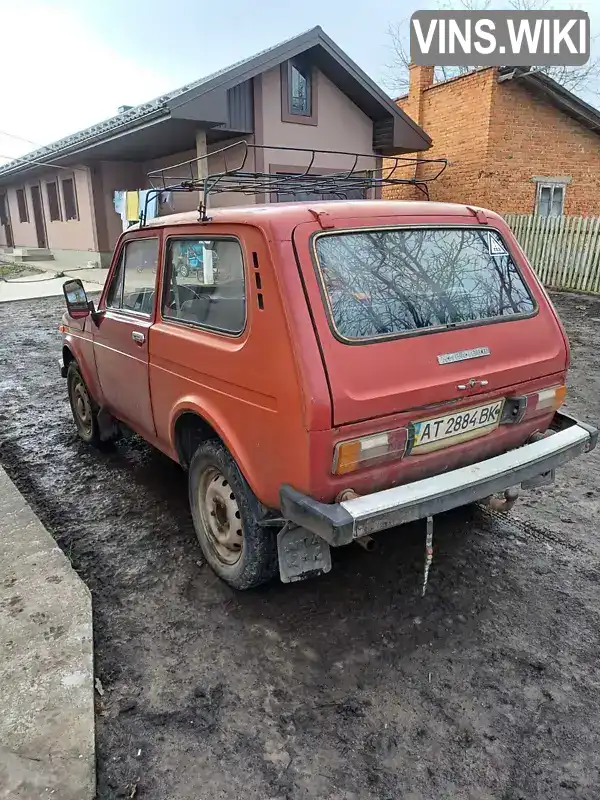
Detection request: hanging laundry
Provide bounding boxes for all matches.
[113,191,129,231]
[159,191,174,210]
[113,191,125,216]
[139,190,158,222]
[125,191,139,222]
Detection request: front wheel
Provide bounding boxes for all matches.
[188,439,278,590]
[67,362,102,446]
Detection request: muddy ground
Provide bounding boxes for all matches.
[0,292,599,800]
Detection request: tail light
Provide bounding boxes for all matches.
[333,427,411,475]
[503,384,567,424]
[523,385,567,419]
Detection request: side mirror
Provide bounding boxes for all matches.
[63,279,92,319]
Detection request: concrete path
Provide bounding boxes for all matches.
[0,467,95,800]
[0,265,106,304]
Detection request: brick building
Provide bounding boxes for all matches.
[386,65,600,216]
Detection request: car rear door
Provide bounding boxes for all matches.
[292,214,567,428]
[93,233,161,437]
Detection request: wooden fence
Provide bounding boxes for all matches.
[504,214,600,294]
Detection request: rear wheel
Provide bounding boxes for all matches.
[67,362,102,446]
[188,439,278,590]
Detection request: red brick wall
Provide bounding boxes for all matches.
[386,68,496,204]
[385,67,600,215]
[486,78,600,215]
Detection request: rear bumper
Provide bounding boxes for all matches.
[280,411,598,546]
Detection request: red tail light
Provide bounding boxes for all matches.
[521,385,567,422]
[333,427,411,475]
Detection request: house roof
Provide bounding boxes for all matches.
[396,66,600,137]
[497,66,600,134]
[0,27,431,184]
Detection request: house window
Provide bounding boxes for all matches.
[290,62,311,115]
[62,177,79,220]
[16,188,28,223]
[46,181,62,221]
[281,59,317,125]
[0,193,8,225]
[273,172,366,203]
[534,178,568,217]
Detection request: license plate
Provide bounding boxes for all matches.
[412,399,505,453]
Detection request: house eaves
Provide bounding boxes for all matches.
[498,66,600,134]
[166,26,432,153]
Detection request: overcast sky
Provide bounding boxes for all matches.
[0,0,598,164]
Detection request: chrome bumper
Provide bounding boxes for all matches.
[280,412,597,546]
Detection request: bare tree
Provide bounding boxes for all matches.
[386,0,600,98]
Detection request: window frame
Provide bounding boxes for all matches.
[160,234,247,338]
[61,176,79,221]
[16,188,29,223]
[270,167,368,203]
[309,223,539,346]
[0,192,9,226]
[280,59,318,126]
[535,183,565,218]
[46,180,62,222]
[105,236,160,319]
[533,176,569,218]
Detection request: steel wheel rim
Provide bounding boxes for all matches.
[72,375,93,437]
[198,467,243,566]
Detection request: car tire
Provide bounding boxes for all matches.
[67,361,102,447]
[188,439,279,590]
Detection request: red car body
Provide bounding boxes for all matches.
[60,200,596,587]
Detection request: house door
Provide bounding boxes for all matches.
[0,193,13,247]
[30,185,47,248]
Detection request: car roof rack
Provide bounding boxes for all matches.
[142,141,448,223]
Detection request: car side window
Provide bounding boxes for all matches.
[106,251,124,309]
[106,238,159,315]
[163,238,246,334]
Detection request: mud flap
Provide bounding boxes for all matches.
[98,407,119,442]
[277,523,332,583]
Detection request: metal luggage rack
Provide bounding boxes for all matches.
[143,141,448,223]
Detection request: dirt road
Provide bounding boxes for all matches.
[0,292,599,800]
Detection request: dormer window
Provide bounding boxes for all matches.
[281,58,317,125]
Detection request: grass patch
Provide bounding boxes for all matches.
[0,261,44,280]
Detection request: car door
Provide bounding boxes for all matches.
[93,233,161,437]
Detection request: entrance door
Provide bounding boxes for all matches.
[30,185,47,248]
[93,235,160,438]
[0,193,13,247]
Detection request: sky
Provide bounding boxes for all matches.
[0,0,598,164]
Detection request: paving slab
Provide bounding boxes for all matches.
[0,467,95,800]
[0,275,102,304]
[62,268,109,287]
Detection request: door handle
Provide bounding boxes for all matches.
[131,331,145,345]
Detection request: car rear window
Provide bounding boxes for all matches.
[314,227,535,341]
